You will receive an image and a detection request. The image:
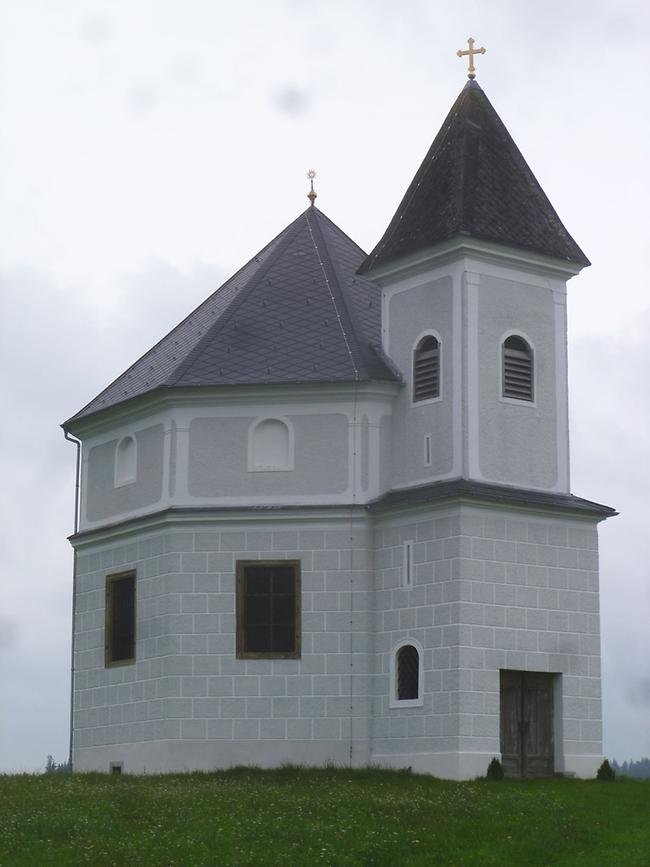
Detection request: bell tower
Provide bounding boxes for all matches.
[359,76,589,496]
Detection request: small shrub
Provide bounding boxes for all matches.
[597,759,616,782]
[486,757,504,780]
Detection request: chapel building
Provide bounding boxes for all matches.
[63,77,615,779]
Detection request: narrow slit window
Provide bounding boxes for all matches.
[424,434,432,467]
[403,541,414,589]
[105,572,136,666]
[413,336,440,402]
[397,644,420,701]
[502,336,534,401]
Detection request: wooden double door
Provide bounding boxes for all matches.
[500,670,555,778]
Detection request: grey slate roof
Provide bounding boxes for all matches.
[66,207,399,425]
[369,478,617,519]
[359,80,590,275]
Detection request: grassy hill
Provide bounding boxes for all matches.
[1,766,649,865]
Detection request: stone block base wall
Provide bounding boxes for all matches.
[72,502,603,778]
[372,503,603,777]
[72,514,374,773]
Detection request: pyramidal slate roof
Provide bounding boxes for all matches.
[359,79,590,275]
[66,206,399,425]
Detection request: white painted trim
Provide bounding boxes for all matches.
[498,329,537,408]
[389,637,424,708]
[451,262,463,479]
[366,235,584,286]
[411,329,443,407]
[402,540,414,589]
[465,271,481,480]
[67,381,400,438]
[247,416,295,472]
[552,286,570,492]
[114,435,137,487]
[72,509,375,549]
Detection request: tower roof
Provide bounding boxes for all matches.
[65,206,398,426]
[359,80,590,275]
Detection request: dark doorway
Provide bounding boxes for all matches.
[500,670,555,778]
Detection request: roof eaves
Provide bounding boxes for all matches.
[369,478,617,519]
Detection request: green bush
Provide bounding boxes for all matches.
[486,757,504,780]
[597,759,616,782]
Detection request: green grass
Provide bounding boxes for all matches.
[1,767,649,866]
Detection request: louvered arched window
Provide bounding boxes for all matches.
[413,335,440,402]
[502,335,534,402]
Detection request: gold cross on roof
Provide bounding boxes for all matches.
[456,37,486,80]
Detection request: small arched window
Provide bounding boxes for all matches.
[115,435,137,486]
[396,644,420,701]
[502,335,534,402]
[413,335,440,402]
[250,418,293,471]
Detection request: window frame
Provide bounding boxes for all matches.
[500,331,536,406]
[412,331,443,406]
[236,560,301,660]
[389,638,424,708]
[105,570,136,668]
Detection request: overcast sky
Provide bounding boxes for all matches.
[1,0,648,772]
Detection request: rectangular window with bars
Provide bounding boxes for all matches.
[105,572,136,666]
[236,561,301,659]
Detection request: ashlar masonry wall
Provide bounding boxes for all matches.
[72,513,374,773]
[371,503,602,780]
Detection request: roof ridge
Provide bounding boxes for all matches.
[308,208,388,375]
[164,211,307,387]
[304,208,361,380]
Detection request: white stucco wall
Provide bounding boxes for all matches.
[76,384,398,533]
[376,245,572,495]
[385,276,456,488]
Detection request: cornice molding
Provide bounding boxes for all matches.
[366,236,584,286]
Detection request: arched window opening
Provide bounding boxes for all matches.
[397,644,420,701]
[251,419,292,471]
[413,335,440,402]
[115,435,137,486]
[502,335,534,401]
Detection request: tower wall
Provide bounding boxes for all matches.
[379,251,571,495]
[371,503,602,780]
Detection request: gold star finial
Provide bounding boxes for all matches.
[456,37,486,80]
[307,169,317,205]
